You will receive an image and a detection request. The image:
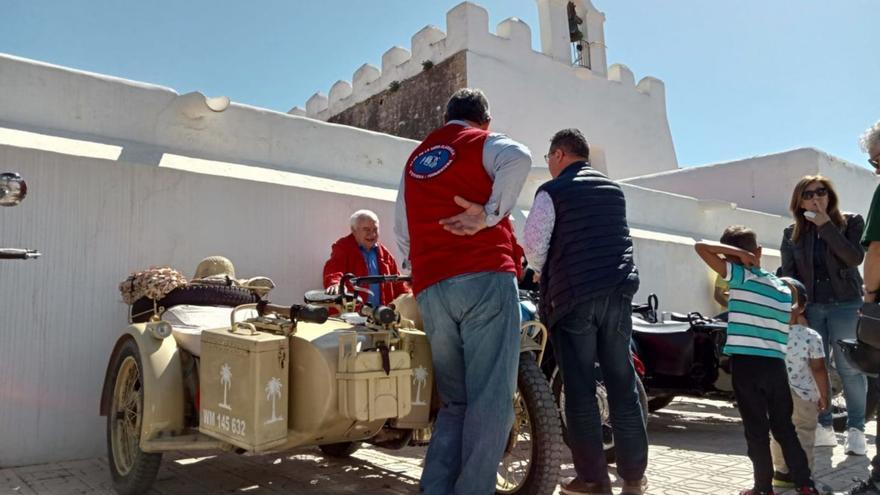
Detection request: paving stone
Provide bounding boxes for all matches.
[6,397,879,494]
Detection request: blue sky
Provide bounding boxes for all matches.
[1,0,876,168]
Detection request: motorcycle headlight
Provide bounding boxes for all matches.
[147,321,173,340]
[0,172,27,207]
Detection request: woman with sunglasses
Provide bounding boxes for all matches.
[781,176,867,457]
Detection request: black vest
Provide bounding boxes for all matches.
[537,162,639,327]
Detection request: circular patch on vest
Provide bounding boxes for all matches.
[408,145,455,179]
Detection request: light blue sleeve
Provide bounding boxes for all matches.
[481,133,532,226]
[394,172,410,270]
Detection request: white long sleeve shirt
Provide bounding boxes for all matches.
[522,191,555,274]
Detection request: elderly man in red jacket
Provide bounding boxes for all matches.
[323,209,409,307]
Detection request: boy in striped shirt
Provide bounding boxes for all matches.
[696,225,819,495]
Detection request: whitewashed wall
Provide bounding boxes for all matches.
[0,54,415,190]
[300,2,679,180]
[624,148,879,219]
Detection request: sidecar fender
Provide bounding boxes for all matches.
[100,324,185,446]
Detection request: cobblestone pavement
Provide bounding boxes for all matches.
[2,397,876,495]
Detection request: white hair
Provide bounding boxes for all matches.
[860,120,880,153]
[350,209,379,228]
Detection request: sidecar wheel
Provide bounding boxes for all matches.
[496,353,563,495]
[106,338,161,495]
[319,441,361,458]
[648,395,676,413]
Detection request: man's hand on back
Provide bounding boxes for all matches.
[440,196,488,236]
[325,283,341,295]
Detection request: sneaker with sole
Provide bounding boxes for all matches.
[848,478,880,495]
[772,470,795,489]
[559,478,613,495]
[846,428,867,456]
[814,425,838,447]
[621,477,648,495]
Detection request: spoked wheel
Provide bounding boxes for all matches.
[106,339,161,495]
[496,354,563,495]
[550,366,648,464]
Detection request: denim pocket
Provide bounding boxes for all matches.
[613,294,635,340]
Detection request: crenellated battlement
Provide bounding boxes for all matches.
[295,1,667,121]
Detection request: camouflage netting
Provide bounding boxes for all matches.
[119,266,188,304]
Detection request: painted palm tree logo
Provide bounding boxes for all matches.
[413,366,429,405]
[264,377,284,424]
[219,363,232,410]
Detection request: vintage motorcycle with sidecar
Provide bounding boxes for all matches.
[100,273,562,495]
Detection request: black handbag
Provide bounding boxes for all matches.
[857,302,880,349]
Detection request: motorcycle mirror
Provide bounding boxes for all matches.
[0,173,27,207]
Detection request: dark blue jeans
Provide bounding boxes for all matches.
[550,291,648,485]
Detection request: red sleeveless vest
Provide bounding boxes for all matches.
[404,124,517,294]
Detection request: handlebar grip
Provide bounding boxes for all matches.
[261,303,329,324]
[293,304,329,324]
[0,248,40,260]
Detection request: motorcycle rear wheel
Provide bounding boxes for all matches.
[106,338,162,495]
[495,354,563,495]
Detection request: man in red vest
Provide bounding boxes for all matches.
[323,209,409,306]
[395,88,532,494]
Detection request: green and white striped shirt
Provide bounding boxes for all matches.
[723,261,792,359]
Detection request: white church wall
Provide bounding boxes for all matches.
[624,148,879,219]
[300,2,679,180]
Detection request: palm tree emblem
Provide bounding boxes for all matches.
[264,377,284,424]
[219,363,232,410]
[413,365,429,405]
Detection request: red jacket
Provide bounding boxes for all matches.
[322,234,410,305]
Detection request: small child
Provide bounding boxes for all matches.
[695,225,819,495]
[770,277,829,489]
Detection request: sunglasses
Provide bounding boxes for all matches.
[801,187,828,200]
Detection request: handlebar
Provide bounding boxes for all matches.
[347,273,412,286]
[0,248,41,260]
[258,302,329,324]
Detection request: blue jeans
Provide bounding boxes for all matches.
[416,272,521,495]
[807,299,866,430]
[550,291,648,485]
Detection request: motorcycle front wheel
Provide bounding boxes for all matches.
[106,338,162,495]
[495,353,563,495]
